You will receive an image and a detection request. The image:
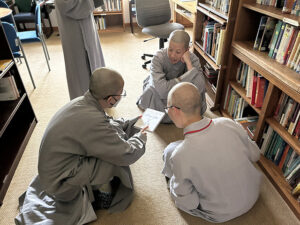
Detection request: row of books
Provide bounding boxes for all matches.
[236,62,269,108]
[95,16,107,30]
[224,86,258,120]
[274,92,300,137]
[235,116,258,139]
[94,0,122,12]
[260,126,299,190]
[0,75,20,101]
[256,0,300,15]
[254,16,300,73]
[205,0,231,14]
[201,19,225,65]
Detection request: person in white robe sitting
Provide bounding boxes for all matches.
[162,82,262,223]
[15,68,147,225]
[137,30,206,123]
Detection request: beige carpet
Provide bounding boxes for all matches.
[0,27,299,225]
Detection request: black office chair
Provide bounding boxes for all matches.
[135,0,184,69]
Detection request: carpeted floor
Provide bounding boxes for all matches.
[0,27,299,225]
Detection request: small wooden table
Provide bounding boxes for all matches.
[0,8,12,19]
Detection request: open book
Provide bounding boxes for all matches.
[135,108,165,132]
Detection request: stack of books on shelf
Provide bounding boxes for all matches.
[102,0,122,11]
[203,63,218,89]
[274,92,300,136]
[205,0,231,13]
[260,125,300,200]
[236,62,269,108]
[223,85,258,119]
[256,0,300,15]
[235,116,259,139]
[254,15,300,73]
[95,16,107,30]
[201,19,225,65]
[0,74,20,101]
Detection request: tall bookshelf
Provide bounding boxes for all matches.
[193,0,239,110]
[0,21,37,205]
[93,0,125,33]
[221,0,300,219]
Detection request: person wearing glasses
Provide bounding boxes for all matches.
[137,30,206,123]
[15,67,148,225]
[162,82,262,223]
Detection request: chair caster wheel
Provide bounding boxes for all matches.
[142,64,147,69]
[141,56,146,60]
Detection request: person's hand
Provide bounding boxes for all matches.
[181,50,193,71]
[140,126,149,135]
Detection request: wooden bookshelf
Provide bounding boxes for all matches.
[221,0,300,219]
[172,0,196,27]
[93,0,125,33]
[193,0,239,111]
[0,21,37,206]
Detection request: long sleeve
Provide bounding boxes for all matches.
[55,0,94,19]
[169,156,200,210]
[82,118,147,166]
[150,53,179,99]
[180,54,203,83]
[235,121,261,162]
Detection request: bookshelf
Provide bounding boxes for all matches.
[193,0,239,111]
[0,20,37,205]
[93,0,125,33]
[221,0,300,219]
[172,0,197,28]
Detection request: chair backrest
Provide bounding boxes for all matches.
[135,0,171,28]
[0,0,15,24]
[2,21,20,53]
[35,3,41,36]
[15,0,34,13]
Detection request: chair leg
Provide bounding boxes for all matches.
[40,39,51,71]
[19,43,36,89]
[142,60,151,69]
[41,33,50,60]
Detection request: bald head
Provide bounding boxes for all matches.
[169,30,190,49]
[89,67,124,99]
[168,82,202,115]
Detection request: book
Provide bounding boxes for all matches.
[268,20,283,57]
[254,75,266,108]
[279,144,291,169]
[134,108,165,132]
[216,27,225,65]
[287,31,300,67]
[259,17,277,52]
[292,182,300,195]
[0,76,20,101]
[254,16,268,50]
[276,24,295,64]
[283,29,299,65]
[283,0,295,13]
[272,23,287,59]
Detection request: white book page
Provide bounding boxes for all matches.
[135,108,165,132]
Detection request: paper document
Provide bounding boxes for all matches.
[135,108,165,132]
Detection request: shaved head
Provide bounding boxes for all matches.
[168,82,201,115]
[89,67,124,99]
[169,30,190,49]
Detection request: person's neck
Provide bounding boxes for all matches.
[183,115,203,128]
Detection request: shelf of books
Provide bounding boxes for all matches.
[93,0,125,33]
[193,0,239,111]
[221,0,300,219]
[0,21,37,205]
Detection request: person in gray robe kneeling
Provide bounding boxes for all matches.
[162,82,262,223]
[137,30,206,123]
[15,68,148,225]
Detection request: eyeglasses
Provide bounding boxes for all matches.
[104,89,127,100]
[164,105,181,113]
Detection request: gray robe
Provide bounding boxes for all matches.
[137,48,206,123]
[55,0,105,100]
[15,91,146,225]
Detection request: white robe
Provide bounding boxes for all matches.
[137,48,206,123]
[55,0,105,100]
[15,91,146,225]
[162,117,262,223]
